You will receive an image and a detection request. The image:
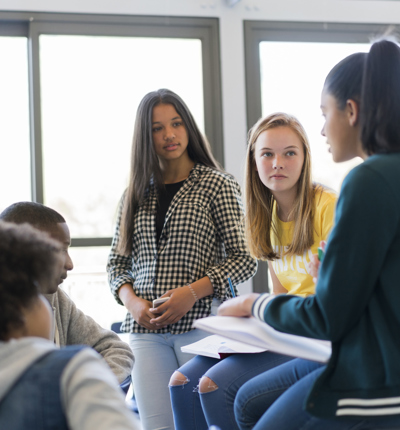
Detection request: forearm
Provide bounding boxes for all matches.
[118,283,138,307]
[187,276,214,300]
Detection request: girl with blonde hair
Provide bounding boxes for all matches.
[169,112,337,430]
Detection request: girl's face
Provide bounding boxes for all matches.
[254,126,305,200]
[152,103,189,163]
[320,89,363,162]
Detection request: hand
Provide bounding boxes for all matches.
[125,295,159,331]
[149,286,196,327]
[217,293,260,318]
[308,240,326,283]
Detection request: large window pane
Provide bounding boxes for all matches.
[61,246,126,330]
[40,35,204,238]
[260,41,370,191]
[0,37,30,212]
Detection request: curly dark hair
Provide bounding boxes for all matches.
[0,221,62,340]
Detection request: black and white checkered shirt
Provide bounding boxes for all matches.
[107,164,257,334]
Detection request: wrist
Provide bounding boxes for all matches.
[186,283,198,303]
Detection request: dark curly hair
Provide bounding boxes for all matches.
[0,221,62,340]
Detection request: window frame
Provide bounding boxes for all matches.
[243,20,400,292]
[1,11,223,247]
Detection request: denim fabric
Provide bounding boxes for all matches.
[0,346,84,430]
[235,358,400,430]
[170,351,293,430]
[129,329,209,430]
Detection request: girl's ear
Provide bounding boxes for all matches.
[346,99,360,127]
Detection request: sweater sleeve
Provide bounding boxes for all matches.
[263,164,400,341]
[57,288,134,383]
[61,348,140,430]
[205,176,257,299]
[107,193,136,305]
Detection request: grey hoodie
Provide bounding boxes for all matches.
[0,337,140,429]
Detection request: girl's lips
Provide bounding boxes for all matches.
[164,143,179,151]
[270,175,287,179]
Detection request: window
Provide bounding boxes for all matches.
[1,12,223,329]
[0,34,30,211]
[244,21,397,292]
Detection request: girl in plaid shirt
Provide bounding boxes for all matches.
[107,89,256,430]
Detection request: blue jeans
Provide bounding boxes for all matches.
[129,329,209,430]
[169,351,293,430]
[235,358,400,430]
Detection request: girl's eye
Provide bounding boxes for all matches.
[173,122,182,128]
[152,127,162,133]
[286,151,296,156]
[262,152,273,157]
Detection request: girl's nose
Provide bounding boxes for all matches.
[273,155,283,169]
[164,127,176,141]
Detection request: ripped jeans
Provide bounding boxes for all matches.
[169,351,293,430]
[129,329,210,430]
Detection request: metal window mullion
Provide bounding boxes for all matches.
[27,20,44,203]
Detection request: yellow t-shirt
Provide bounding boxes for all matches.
[271,187,337,297]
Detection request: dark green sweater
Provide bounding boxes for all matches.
[262,153,400,420]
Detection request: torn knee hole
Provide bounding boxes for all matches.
[199,376,219,393]
[169,371,190,387]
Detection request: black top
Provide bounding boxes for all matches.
[156,180,185,243]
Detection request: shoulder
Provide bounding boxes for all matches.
[341,155,400,196]
[314,185,338,210]
[52,287,74,309]
[194,164,240,189]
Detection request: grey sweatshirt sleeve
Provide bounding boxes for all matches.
[61,348,140,430]
[50,288,134,384]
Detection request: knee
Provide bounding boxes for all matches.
[169,370,189,387]
[199,375,219,393]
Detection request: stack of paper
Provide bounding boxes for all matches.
[191,316,331,363]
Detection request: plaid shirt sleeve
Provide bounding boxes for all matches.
[107,195,135,306]
[206,174,258,299]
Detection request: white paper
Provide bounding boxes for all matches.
[181,334,267,358]
[193,316,331,363]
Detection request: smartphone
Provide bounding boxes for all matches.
[152,297,170,308]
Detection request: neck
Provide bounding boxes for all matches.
[160,155,195,184]
[273,190,297,222]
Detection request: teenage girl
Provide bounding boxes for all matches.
[106,89,256,430]
[169,112,337,430]
[220,38,400,430]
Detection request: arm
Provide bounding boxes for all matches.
[56,288,134,384]
[263,165,400,341]
[205,176,257,298]
[107,194,136,306]
[61,348,140,430]
[268,261,287,295]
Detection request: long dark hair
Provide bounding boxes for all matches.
[118,89,222,255]
[324,38,400,155]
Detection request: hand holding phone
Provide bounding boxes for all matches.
[152,296,170,308]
